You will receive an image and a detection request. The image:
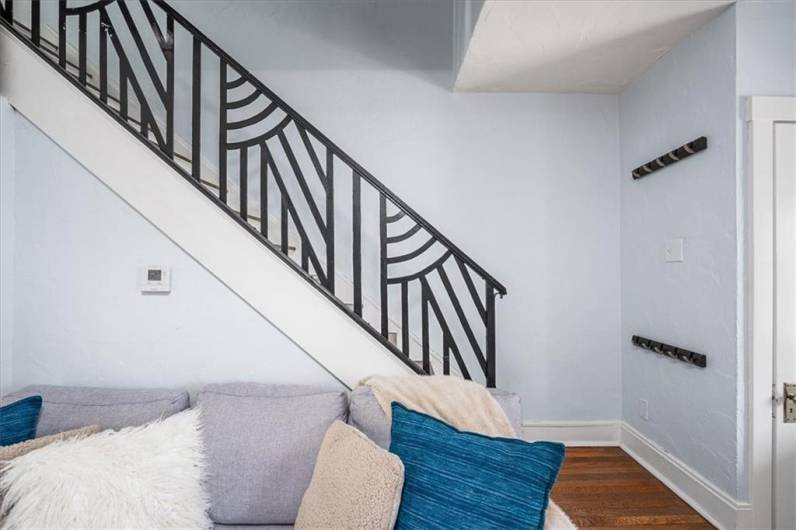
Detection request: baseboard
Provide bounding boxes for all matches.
[620,423,751,529]
[522,420,620,446]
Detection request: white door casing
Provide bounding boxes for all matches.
[773,119,795,530]
[746,96,796,530]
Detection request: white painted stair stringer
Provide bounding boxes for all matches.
[0,26,415,388]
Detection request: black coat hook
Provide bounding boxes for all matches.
[632,137,707,180]
[631,335,707,368]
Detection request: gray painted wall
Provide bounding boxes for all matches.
[619,8,739,497]
[0,108,340,394]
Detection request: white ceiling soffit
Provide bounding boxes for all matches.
[455,0,734,94]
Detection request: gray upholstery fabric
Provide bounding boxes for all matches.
[214,526,292,530]
[348,386,522,449]
[197,383,347,526]
[0,385,189,436]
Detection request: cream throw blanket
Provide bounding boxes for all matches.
[359,375,577,530]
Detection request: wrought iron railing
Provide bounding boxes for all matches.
[0,0,507,386]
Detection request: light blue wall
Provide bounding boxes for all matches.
[0,99,14,394]
[2,1,624,422]
[737,0,796,97]
[162,0,623,424]
[619,8,740,498]
[2,110,340,393]
[169,0,453,71]
[734,1,795,499]
[255,69,622,422]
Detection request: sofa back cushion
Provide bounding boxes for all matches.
[349,386,522,449]
[197,383,347,526]
[0,385,189,436]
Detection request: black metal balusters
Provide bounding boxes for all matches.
[352,171,362,317]
[324,149,335,293]
[379,194,388,336]
[259,145,269,238]
[57,1,65,67]
[0,0,507,386]
[218,59,227,203]
[191,35,201,180]
[485,284,496,388]
[1,0,12,23]
[29,0,37,44]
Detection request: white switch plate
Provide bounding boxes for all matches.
[139,266,171,293]
[665,238,684,262]
[640,399,649,421]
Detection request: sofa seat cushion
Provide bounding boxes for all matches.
[213,523,293,530]
[348,386,522,449]
[197,383,347,526]
[0,385,189,436]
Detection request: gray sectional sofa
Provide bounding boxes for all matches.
[1,383,522,529]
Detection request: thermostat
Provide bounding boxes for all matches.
[139,266,171,293]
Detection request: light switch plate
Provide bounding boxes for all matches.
[665,238,684,262]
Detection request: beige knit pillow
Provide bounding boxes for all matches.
[0,425,99,462]
[296,420,404,530]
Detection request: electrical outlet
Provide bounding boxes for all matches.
[640,399,649,421]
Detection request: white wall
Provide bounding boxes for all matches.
[619,8,740,498]
[1,109,340,394]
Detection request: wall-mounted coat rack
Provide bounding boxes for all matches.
[632,136,708,180]
[631,335,707,368]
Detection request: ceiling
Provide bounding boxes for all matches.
[455,0,734,94]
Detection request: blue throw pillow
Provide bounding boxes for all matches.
[389,402,565,530]
[0,395,43,446]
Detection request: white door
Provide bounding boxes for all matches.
[774,120,796,530]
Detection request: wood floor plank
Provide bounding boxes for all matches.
[552,447,714,529]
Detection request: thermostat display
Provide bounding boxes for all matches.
[139,266,171,293]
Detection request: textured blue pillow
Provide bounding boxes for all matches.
[0,395,42,446]
[389,402,565,530]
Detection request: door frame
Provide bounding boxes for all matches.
[746,96,796,529]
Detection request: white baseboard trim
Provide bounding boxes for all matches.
[620,423,751,529]
[522,420,620,446]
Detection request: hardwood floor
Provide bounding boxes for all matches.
[551,447,714,529]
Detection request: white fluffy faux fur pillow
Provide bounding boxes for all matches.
[0,408,210,529]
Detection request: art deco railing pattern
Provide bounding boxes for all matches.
[0,0,507,386]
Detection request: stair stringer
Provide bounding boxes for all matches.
[0,25,415,388]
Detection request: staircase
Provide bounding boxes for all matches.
[0,0,506,386]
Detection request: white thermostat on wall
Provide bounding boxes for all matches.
[139,266,171,293]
